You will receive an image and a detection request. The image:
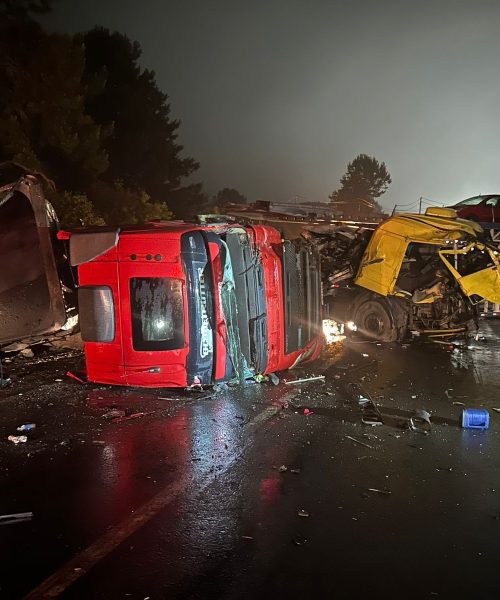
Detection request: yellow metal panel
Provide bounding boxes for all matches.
[439,245,500,303]
[355,229,409,295]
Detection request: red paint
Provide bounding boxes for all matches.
[69,221,323,388]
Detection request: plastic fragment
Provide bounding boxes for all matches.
[297,509,310,518]
[16,423,36,432]
[112,412,154,423]
[345,435,373,449]
[8,435,27,444]
[66,370,86,384]
[0,512,33,525]
[409,409,431,434]
[102,409,126,420]
[303,408,313,415]
[368,488,392,496]
[285,375,325,385]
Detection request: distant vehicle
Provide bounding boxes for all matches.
[451,195,500,222]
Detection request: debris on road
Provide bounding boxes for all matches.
[7,435,27,444]
[285,375,325,385]
[492,408,500,414]
[453,401,465,406]
[269,372,280,385]
[91,440,106,446]
[410,409,432,434]
[278,465,288,472]
[303,408,314,415]
[66,370,86,384]
[0,512,33,525]
[101,409,126,420]
[292,536,307,546]
[345,435,374,449]
[368,488,392,496]
[241,535,254,540]
[16,423,36,432]
[297,509,310,518]
[112,412,154,424]
[290,468,301,474]
[461,408,490,430]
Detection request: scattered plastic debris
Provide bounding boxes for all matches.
[452,401,465,407]
[368,488,392,496]
[112,412,154,424]
[269,373,280,386]
[92,440,106,446]
[16,423,36,432]
[242,535,254,540]
[66,370,86,384]
[409,409,432,434]
[462,408,489,430]
[293,536,308,546]
[303,408,314,415]
[102,409,126,420]
[185,377,203,392]
[297,509,310,518]
[345,435,373,449]
[8,435,27,444]
[278,465,288,472]
[285,375,325,385]
[0,512,33,525]
[290,468,301,474]
[492,408,500,414]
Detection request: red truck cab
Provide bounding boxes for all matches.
[61,220,322,388]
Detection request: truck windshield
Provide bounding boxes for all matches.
[130,278,184,351]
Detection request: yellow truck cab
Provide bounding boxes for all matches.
[322,207,500,341]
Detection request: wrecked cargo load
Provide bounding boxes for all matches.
[0,176,76,347]
[315,207,500,341]
[62,220,322,387]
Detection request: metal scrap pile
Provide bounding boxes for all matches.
[308,227,373,295]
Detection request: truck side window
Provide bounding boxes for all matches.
[78,286,115,342]
[130,278,184,351]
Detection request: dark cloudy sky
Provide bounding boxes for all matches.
[43,0,500,210]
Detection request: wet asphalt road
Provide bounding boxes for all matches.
[1,322,500,599]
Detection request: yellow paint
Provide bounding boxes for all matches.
[355,211,500,303]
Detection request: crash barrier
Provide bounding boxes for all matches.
[461,408,490,430]
[62,222,323,388]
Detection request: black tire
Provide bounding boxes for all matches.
[351,297,399,342]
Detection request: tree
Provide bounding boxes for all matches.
[0,31,109,191]
[82,28,200,214]
[211,187,247,211]
[0,0,51,18]
[88,181,172,226]
[329,154,391,216]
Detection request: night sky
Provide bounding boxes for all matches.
[42,0,500,210]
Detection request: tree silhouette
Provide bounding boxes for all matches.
[329,154,391,216]
[82,28,201,214]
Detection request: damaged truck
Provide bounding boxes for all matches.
[316,207,500,341]
[59,220,322,388]
[0,175,76,349]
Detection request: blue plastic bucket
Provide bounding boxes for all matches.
[462,408,490,430]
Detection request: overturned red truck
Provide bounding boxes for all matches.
[60,220,322,387]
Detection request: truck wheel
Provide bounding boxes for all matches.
[351,298,399,342]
